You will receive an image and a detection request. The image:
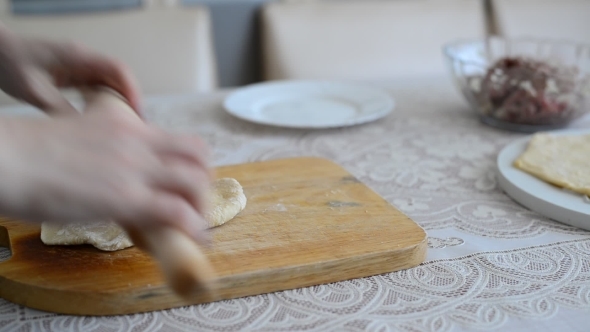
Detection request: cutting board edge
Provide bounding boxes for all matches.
[0,275,183,316]
[0,237,427,316]
[217,235,429,285]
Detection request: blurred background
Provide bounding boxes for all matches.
[1,0,589,103]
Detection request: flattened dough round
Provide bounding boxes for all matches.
[40,220,132,251]
[514,133,590,196]
[41,178,247,251]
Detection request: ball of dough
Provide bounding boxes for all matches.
[204,178,248,228]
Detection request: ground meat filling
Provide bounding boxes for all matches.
[469,57,586,126]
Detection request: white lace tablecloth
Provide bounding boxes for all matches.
[1,76,589,331]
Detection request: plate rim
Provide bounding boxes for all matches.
[222,80,395,129]
[496,128,590,230]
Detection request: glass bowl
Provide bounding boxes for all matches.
[443,37,590,132]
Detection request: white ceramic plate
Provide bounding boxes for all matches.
[223,81,395,129]
[496,129,590,230]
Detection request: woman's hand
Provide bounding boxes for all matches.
[0,110,211,244]
[0,25,141,115]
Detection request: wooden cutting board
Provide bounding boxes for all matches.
[0,157,427,316]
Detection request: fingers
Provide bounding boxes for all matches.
[82,94,213,231]
[101,120,213,246]
[74,88,213,245]
[151,162,211,216]
[118,172,211,248]
[151,133,211,172]
[138,192,210,246]
[146,137,212,237]
[50,42,143,115]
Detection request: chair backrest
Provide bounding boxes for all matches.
[261,0,485,81]
[493,0,590,44]
[0,0,218,105]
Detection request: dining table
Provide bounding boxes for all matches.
[0,74,589,332]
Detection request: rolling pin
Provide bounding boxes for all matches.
[81,87,217,297]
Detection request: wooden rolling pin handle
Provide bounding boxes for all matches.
[136,226,216,296]
[80,87,217,297]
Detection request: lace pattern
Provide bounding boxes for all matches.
[1,77,589,331]
[1,240,589,331]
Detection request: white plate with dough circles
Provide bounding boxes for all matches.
[496,128,590,231]
[223,80,395,129]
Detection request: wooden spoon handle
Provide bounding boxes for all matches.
[80,87,217,297]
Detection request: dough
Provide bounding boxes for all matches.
[514,133,590,196]
[41,178,247,251]
[40,220,133,251]
[204,178,248,228]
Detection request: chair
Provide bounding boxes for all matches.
[493,0,590,44]
[261,0,485,81]
[0,0,218,105]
